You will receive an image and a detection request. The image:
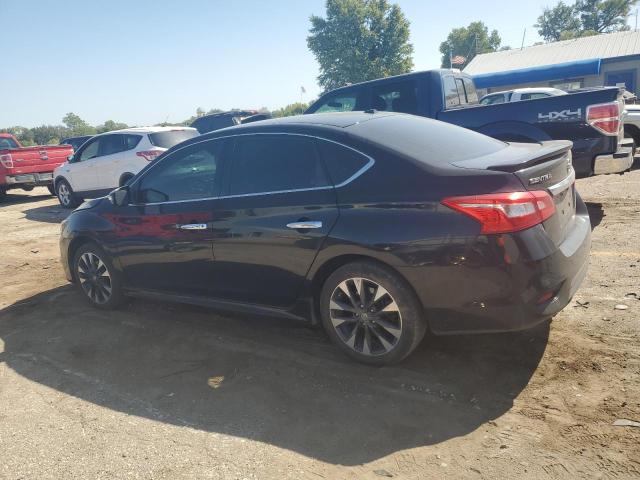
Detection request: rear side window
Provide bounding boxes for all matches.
[316,139,369,185]
[462,78,479,104]
[480,94,506,105]
[443,76,460,108]
[99,134,125,156]
[520,93,550,101]
[148,129,198,149]
[125,134,142,150]
[371,80,418,114]
[229,135,329,195]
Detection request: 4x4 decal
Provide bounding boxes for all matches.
[538,109,582,122]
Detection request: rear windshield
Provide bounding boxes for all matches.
[348,114,506,165]
[148,129,198,148]
[0,136,19,149]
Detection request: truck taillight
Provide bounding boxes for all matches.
[441,191,556,234]
[0,153,13,168]
[136,150,163,162]
[587,102,620,136]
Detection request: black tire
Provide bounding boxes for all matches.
[320,261,426,365]
[72,242,124,310]
[47,185,56,196]
[119,173,134,187]
[0,187,6,202]
[56,178,81,209]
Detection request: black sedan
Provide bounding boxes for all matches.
[59,112,591,364]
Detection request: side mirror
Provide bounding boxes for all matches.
[109,186,130,207]
[67,154,75,163]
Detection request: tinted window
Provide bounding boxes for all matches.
[316,139,369,185]
[462,78,479,104]
[148,129,198,148]
[137,140,223,203]
[125,134,142,150]
[229,135,329,195]
[371,80,418,114]
[519,93,550,101]
[480,94,506,105]
[78,138,100,161]
[0,137,19,149]
[99,134,125,156]
[443,76,460,108]
[312,92,360,113]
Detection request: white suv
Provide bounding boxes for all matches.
[53,126,198,208]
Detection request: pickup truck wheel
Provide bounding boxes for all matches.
[0,187,6,202]
[56,179,80,209]
[47,185,55,196]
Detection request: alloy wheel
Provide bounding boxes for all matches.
[58,183,70,206]
[329,277,402,356]
[77,252,112,304]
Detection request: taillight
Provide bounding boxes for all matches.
[441,191,556,234]
[136,150,163,162]
[587,102,620,135]
[0,153,13,168]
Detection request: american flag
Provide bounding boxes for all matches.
[451,55,466,65]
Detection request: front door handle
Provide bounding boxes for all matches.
[177,223,208,230]
[286,221,322,230]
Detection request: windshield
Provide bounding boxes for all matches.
[148,129,198,149]
[0,136,19,149]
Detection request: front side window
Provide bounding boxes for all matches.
[312,92,359,113]
[78,138,100,162]
[137,140,223,203]
[229,135,329,196]
[520,93,550,101]
[371,80,418,114]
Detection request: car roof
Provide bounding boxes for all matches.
[96,126,197,136]
[221,111,398,130]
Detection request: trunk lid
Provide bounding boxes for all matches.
[452,140,576,245]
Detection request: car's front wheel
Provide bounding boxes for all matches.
[73,242,124,309]
[56,179,80,209]
[320,261,427,365]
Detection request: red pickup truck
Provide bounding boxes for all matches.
[0,133,73,201]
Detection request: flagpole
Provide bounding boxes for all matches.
[449,49,453,69]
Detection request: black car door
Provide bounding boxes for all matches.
[113,138,227,296]
[207,133,339,307]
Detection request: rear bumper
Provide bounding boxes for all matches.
[593,146,633,175]
[398,196,591,335]
[2,172,54,187]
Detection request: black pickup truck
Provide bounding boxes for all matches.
[305,69,633,177]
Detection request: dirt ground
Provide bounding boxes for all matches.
[0,168,639,480]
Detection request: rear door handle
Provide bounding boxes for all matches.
[286,221,322,229]
[177,223,208,230]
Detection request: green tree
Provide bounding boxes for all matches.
[535,2,581,41]
[439,21,501,68]
[62,112,96,136]
[536,0,635,42]
[96,120,129,134]
[307,0,413,91]
[272,102,310,118]
[576,0,634,33]
[31,125,68,145]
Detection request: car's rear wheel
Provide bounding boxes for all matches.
[56,179,80,208]
[320,261,426,365]
[73,243,124,309]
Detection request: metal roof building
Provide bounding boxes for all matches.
[464,30,640,94]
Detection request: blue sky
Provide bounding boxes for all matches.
[1,0,565,127]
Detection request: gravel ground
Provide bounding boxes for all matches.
[0,168,639,479]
